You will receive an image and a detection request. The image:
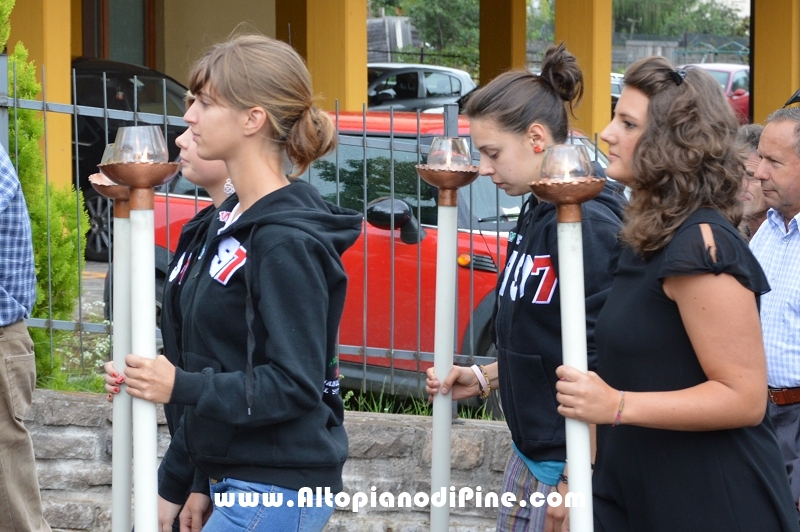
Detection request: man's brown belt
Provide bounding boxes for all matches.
[769,387,800,406]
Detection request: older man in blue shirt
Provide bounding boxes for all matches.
[750,107,800,511]
[0,144,50,531]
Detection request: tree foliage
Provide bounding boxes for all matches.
[614,0,744,37]
[369,0,403,17]
[0,0,10,49]
[528,0,555,42]
[402,0,479,52]
[371,0,747,86]
[4,0,87,383]
[387,0,479,77]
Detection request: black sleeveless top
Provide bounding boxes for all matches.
[592,208,799,532]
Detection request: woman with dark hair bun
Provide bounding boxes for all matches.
[556,56,800,531]
[426,43,626,532]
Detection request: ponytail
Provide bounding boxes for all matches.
[286,107,337,176]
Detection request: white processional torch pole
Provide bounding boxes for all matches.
[416,105,478,531]
[89,174,132,532]
[111,208,132,532]
[129,187,159,532]
[430,194,456,531]
[530,154,605,532]
[101,150,179,532]
[558,205,594,532]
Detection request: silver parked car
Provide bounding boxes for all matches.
[368,63,476,112]
[611,72,624,114]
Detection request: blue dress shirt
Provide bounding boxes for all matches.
[750,209,800,388]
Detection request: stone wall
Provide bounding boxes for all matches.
[28,389,512,531]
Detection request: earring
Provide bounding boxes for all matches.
[223,178,235,196]
[534,145,543,154]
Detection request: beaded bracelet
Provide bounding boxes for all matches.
[480,364,491,399]
[612,390,625,427]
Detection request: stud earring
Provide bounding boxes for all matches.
[534,145,543,154]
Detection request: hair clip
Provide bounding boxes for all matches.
[669,70,687,86]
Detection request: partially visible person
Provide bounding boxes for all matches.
[556,57,799,531]
[425,43,626,532]
[157,118,235,532]
[749,107,800,512]
[105,116,235,531]
[737,123,768,239]
[0,144,51,532]
[110,33,362,532]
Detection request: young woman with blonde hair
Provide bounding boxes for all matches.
[110,34,362,531]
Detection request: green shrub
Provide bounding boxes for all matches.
[342,386,493,420]
[4,1,88,386]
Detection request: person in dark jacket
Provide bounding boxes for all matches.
[108,34,362,532]
[104,121,236,530]
[425,43,626,532]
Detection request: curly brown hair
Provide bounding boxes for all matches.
[620,57,743,256]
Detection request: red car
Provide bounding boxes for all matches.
[149,111,608,402]
[683,63,750,124]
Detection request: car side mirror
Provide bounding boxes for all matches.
[366,197,426,244]
[732,88,747,97]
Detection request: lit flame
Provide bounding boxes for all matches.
[564,166,571,182]
[446,150,451,168]
[141,147,150,163]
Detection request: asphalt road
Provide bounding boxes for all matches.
[74,261,108,321]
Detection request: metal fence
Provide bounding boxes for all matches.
[1,58,509,400]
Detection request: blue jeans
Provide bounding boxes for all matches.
[204,478,334,532]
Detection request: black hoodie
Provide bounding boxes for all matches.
[494,177,626,463]
[167,179,362,493]
[157,194,237,504]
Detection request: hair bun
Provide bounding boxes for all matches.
[286,105,336,175]
[540,42,584,112]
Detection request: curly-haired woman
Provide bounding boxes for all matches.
[555,56,800,531]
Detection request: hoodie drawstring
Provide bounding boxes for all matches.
[175,213,216,371]
[242,226,258,415]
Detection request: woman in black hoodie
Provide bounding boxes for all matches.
[155,124,237,530]
[105,119,236,530]
[425,44,626,532]
[112,34,362,532]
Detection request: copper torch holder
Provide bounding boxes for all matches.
[89,172,131,218]
[529,177,606,222]
[415,165,480,206]
[98,162,179,210]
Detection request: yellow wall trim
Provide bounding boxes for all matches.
[555,0,613,140]
[479,0,527,86]
[753,0,800,123]
[9,0,73,189]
